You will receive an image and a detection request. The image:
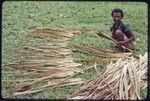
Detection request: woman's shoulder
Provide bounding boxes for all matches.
[121,22,130,28]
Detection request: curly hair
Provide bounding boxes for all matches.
[111,8,124,18]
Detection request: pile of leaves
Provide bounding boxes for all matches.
[6,26,137,97]
[70,53,147,100]
[6,26,92,96]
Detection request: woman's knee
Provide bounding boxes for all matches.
[115,30,124,41]
[115,30,123,35]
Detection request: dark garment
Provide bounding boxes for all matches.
[110,22,132,39]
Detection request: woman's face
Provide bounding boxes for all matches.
[112,12,122,24]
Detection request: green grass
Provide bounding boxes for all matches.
[2,1,147,99]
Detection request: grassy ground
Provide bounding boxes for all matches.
[2,1,147,99]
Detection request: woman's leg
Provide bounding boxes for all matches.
[115,30,133,52]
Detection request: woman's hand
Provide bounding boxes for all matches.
[115,41,126,46]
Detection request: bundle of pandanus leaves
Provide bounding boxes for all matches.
[6,26,136,97]
[70,53,147,100]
